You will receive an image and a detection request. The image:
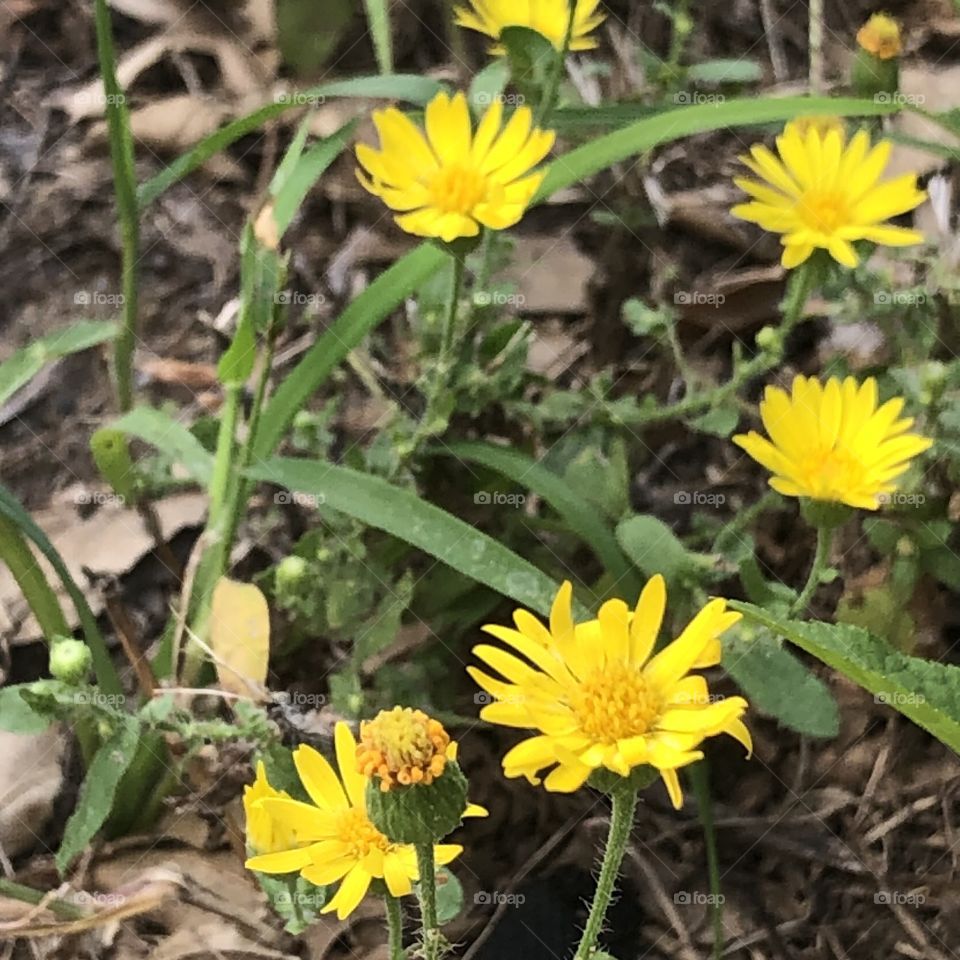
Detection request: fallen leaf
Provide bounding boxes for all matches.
[210,578,270,699]
[0,727,65,857]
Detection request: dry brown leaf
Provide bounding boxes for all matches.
[209,578,270,699]
[0,727,64,858]
[505,236,594,314]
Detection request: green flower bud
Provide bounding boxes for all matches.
[49,638,92,685]
[275,555,308,591]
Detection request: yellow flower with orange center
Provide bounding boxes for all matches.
[731,122,926,268]
[357,706,452,791]
[733,375,933,510]
[857,13,902,59]
[470,578,750,809]
[356,91,555,243]
[454,0,606,52]
[244,723,482,919]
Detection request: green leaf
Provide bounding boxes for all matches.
[500,26,556,95]
[441,440,638,595]
[277,0,354,74]
[0,321,117,409]
[731,601,960,753]
[723,628,839,737]
[686,58,764,85]
[362,0,393,74]
[246,458,578,618]
[0,685,52,734]
[109,407,214,486]
[616,514,700,585]
[0,483,120,696]
[469,60,510,116]
[57,717,141,873]
[690,404,739,437]
[435,867,464,924]
[137,75,444,207]
[90,427,138,503]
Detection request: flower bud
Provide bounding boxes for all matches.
[852,14,901,102]
[49,638,92,685]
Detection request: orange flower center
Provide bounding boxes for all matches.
[336,807,390,858]
[799,191,850,234]
[429,165,488,214]
[570,662,661,742]
[357,706,451,791]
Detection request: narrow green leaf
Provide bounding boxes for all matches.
[0,321,117,409]
[686,58,763,85]
[0,483,121,696]
[440,440,638,595]
[137,75,444,207]
[110,407,215,486]
[723,628,839,737]
[731,601,960,753]
[56,717,141,873]
[435,868,464,924]
[362,0,393,74]
[246,458,577,618]
[0,685,53,734]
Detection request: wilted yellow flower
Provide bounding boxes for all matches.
[356,91,555,243]
[245,723,479,919]
[731,123,925,268]
[469,578,750,809]
[857,13,901,59]
[733,375,933,510]
[454,0,606,52]
[358,706,452,791]
[243,761,297,855]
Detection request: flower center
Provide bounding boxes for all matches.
[357,706,450,791]
[429,165,488,215]
[336,807,390,858]
[799,192,850,234]
[570,662,661,742]
[799,445,864,497]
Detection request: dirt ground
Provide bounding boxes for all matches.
[2,1,960,958]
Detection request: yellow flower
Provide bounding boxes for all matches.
[731,123,926,268]
[733,375,933,510]
[857,13,901,59]
[454,0,605,52]
[358,706,452,791]
[243,760,297,855]
[244,723,482,919]
[783,115,845,143]
[356,91,555,243]
[469,578,750,809]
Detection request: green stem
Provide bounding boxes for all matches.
[690,762,724,960]
[415,843,440,960]
[792,523,832,615]
[574,783,639,960]
[536,0,576,126]
[0,879,86,922]
[386,894,405,960]
[93,0,139,412]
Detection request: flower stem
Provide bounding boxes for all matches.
[574,782,639,960]
[385,894,404,960]
[415,844,440,960]
[793,523,833,615]
[536,0,576,126]
[690,761,724,960]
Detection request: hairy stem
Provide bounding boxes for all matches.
[793,523,833,615]
[386,894,405,960]
[415,843,440,960]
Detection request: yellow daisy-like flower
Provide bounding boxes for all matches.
[733,375,933,510]
[357,706,452,791]
[469,578,750,810]
[243,760,297,855]
[453,0,605,52]
[356,91,555,243]
[244,723,480,919]
[857,13,901,60]
[731,123,926,268]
